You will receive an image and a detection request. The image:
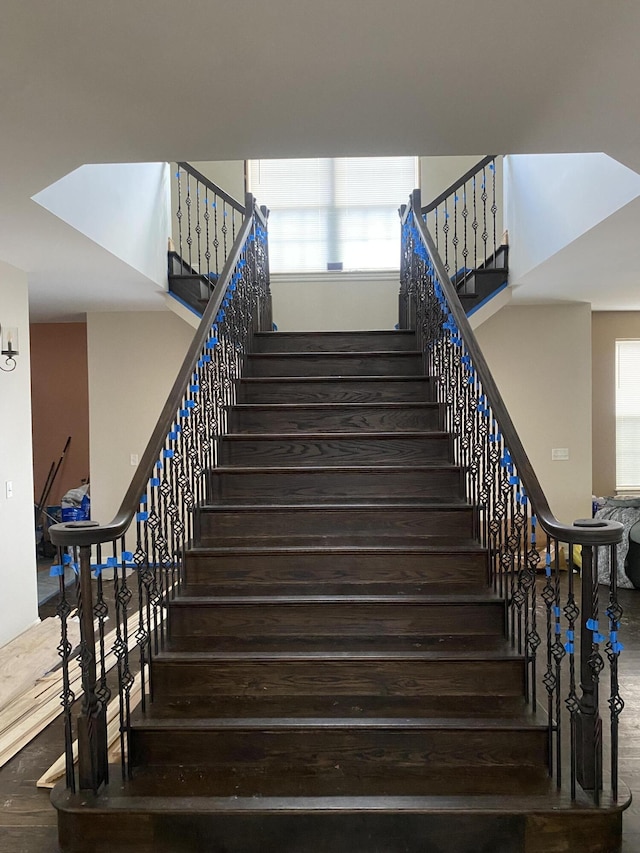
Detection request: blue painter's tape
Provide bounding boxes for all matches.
[156,461,163,470]
[62,553,71,565]
[546,553,551,566]
[191,385,200,393]
[180,409,189,418]
[610,630,618,642]
[586,618,599,632]
[140,494,147,505]
[546,566,552,578]
[107,556,117,567]
[202,354,211,363]
[169,431,178,440]
[555,623,561,635]
[123,551,133,560]
[137,512,148,522]
[509,475,519,486]
[150,477,160,487]
[594,632,606,644]
[565,642,574,654]
[50,564,64,577]
[164,449,174,458]
[186,400,196,409]
[553,605,561,618]
[566,630,574,641]
[612,642,624,654]
[94,564,103,577]
[206,337,218,349]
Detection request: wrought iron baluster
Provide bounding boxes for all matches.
[185,172,193,270]
[176,167,184,265]
[606,541,624,801]
[113,534,133,779]
[203,187,211,279]
[195,180,202,273]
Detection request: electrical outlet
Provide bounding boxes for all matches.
[130,454,139,466]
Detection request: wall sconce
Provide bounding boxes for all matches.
[0,325,18,372]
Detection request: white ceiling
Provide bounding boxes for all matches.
[2,0,640,320]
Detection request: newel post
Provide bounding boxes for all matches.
[574,520,604,798]
[76,539,109,792]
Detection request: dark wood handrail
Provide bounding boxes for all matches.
[410,188,621,547]
[177,162,246,214]
[50,194,259,548]
[421,155,497,215]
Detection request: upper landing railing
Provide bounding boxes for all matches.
[169,164,248,315]
[422,155,505,298]
[401,165,625,806]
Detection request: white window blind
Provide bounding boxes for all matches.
[616,339,640,491]
[247,157,417,273]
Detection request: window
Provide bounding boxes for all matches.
[616,339,640,491]
[247,157,418,273]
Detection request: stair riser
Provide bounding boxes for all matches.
[183,551,489,594]
[129,728,548,772]
[228,404,441,434]
[168,603,505,641]
[145,694,527,721]
[245,354,424,377]
[253,331,418,352]
[208,468,464,503]
[196,507,474,541]
[152,659,526,701]
[219,436,451,467]
[62,808,609,853]
[238,379,435,404]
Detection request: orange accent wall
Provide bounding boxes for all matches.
[30,323,90,508]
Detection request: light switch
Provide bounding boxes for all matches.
[551,448,569,461]
[5,480,13,499]
[130,453,139,466]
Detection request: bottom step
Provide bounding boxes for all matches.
[53,781,628,853]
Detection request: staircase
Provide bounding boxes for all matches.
[53,329,625,852]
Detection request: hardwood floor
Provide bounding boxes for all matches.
[0,579,638,852]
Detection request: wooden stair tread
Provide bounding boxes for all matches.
[229,402,439,410]
[166,636,512,654]
[130,715,547,732]
[222,430,448,439]
[247,351,424,358]
[186,540,487,554]
[55,777,628,813]
[199,500,470,511]
[189,535,482,548]
[169,593,503,605]
[210,463,460,473]
[155,649,524,662]
[240,375,433,383]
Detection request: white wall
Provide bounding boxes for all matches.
[475,303,593,526]
[87,311,195,527]
[33,163,171,289]
[0,263,39,647]
[420,155,485,205]
[270,272,399,331]
[504,153,640,284]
